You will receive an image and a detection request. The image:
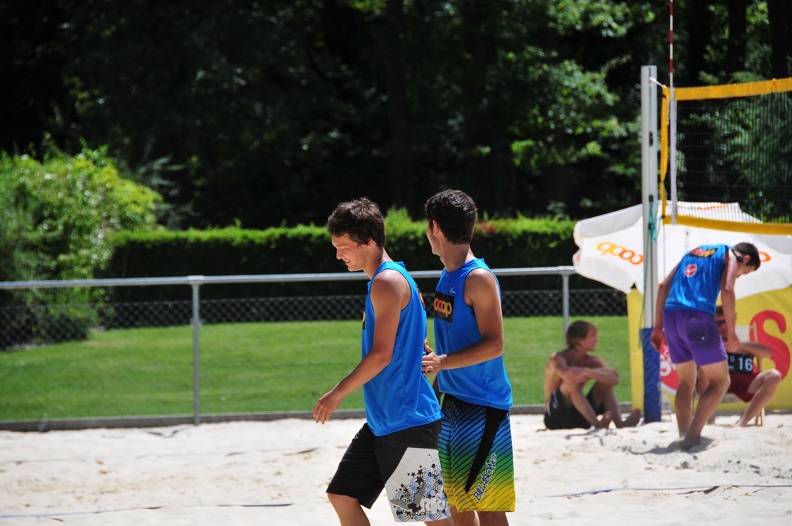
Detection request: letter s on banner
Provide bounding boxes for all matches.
[751,310,790,379]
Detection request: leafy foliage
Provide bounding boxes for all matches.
[0,0,668,228]
[0,146,160,281]
[0,1,785,229]
[0,146,160,345]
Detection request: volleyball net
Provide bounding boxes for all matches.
[660,77,792,235]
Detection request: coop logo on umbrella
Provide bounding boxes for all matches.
[596,241,643,265]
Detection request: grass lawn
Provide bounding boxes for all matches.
[0,316,631,421]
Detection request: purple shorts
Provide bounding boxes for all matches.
[663,309,727,367]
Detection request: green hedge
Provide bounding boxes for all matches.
[103,212,588,302]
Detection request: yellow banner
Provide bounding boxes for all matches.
[629,288,792,412]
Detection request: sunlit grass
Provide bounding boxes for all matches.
[0,316,630,421]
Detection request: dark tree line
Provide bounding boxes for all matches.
[2,1,789,229]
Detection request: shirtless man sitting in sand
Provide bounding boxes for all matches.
[543,320,641,430]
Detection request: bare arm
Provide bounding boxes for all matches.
[579,360,620,386]
[544,353,619,404]
[650,266,676,351]
[548,353,590,385]
[543,353,567,402]
[424,268,504,371]
[313,270,405,423]
[720,251,741,352]
[565,355,620,386]
[735,341,772,359]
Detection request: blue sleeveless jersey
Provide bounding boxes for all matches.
[362,261,442,436]
[665,245,728,314]
[432,259,513,410]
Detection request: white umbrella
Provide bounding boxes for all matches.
[573,202,792,299]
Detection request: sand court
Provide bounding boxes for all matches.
[1,413,791,525]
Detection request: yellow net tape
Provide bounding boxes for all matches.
[673,77,792,101]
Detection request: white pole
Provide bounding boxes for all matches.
[641,65,659,327]
[641,65,662,421]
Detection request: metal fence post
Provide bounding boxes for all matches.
[188,276,204,425]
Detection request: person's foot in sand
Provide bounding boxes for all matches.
[678,435,718,452]
[614,408,642,428]
[594,411,613,429]
[680,433,701,451]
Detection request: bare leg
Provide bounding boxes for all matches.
[451,509,508,526]
[696,371,715,425]
[562,383,608,428]
[683,361,729,450]
[426,517,456,525]
[589,382,618,422]
[451,508,480,526]
[478,511,509,526]
[588,381,642,428]
[673,361,697,439]
[327,493,371,526]
[735,370,781,427]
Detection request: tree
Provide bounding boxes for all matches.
[383,0,415,210]
[767,0,792,78]
[0,1,71,154]
[725,0,749,77]
[1,1,780,227]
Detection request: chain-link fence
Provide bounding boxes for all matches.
[0,268,627,430]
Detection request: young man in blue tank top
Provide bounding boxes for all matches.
[421,189,515,526]
[650,242,760,450]
[313,198,454,525]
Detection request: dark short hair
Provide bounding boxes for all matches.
[733,242,761,270]
[326,198,386,247]
[424,189,477,244]
[565,320,596,347]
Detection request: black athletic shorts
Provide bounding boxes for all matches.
[327,420,448,519]
[544,387,605,430]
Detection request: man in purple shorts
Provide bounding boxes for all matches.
[650,242,760,450]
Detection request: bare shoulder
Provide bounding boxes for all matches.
[467,267,498,285]
[464,267,499,298]
[548,351,567,367]
[371,268,409,300]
